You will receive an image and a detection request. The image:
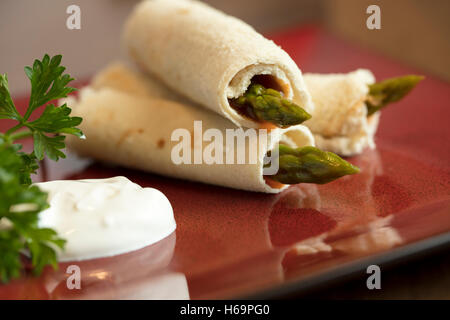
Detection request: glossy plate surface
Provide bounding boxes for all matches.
[1,26,449,299]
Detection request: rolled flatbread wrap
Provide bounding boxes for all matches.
[66,65,315,193]
[302,69,381,156]
[90,62,183,102]
[123,0,314,129]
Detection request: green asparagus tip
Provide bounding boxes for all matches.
[366,74,424,116]
[233,83,311,128]
[265,145,359,185]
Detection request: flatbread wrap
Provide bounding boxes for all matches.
[303,69,422,156]
[123,0,314,129]
[66,64,358,193]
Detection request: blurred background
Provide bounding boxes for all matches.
[1,0,449,95]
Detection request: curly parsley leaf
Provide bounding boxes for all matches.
[0,229,24,282]
[0,144,66,283]
[0,74,21,120]
[24,54,76,119]
[0,54,79,283]
[5,143,39,185]
[17,152,39,185]
[33,132,66,161]
[28,103,82,135]
[27,227,66,275]
[0,54,83,160]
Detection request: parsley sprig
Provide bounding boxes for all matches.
[0,54,82,283]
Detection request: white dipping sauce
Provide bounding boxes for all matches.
[35,176,176,262]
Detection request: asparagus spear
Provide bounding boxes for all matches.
[366,75,424,116]
[265,145,359,184]
[232,83,311,128]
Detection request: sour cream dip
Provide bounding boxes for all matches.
[35,176,175,261]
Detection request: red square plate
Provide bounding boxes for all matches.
[1,26,449,299]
